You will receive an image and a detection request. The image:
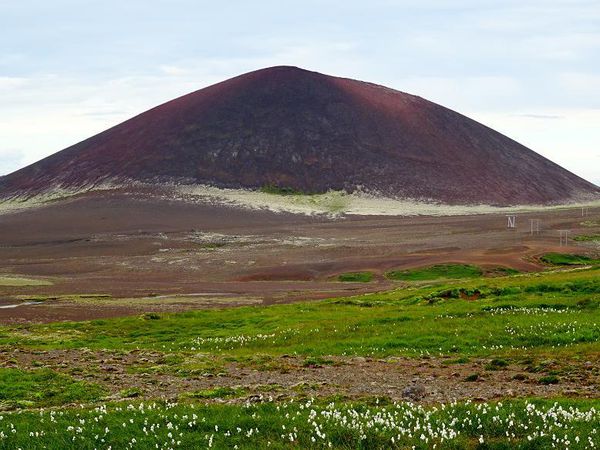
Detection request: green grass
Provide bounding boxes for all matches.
[538,375,560,385]
[573,234,600,242]
[337,271,374,282]
[0,398,597,449]
[2,263,600,447]
[540,252,600,265]
[183,386,246,399]
[386,263,483,281]
[198,242,227,249]
[119,387,143,398]
[0,275,52,286]
[259,184,307,196]
[0,368,105,408]
[488,266,520,276]
[580,220,600,227]
[464,373,479,382]
[1,266,599,360]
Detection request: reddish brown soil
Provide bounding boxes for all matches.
[0,193,597,323]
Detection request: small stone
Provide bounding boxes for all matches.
[402,384,426,401]
[563,389,579,396]
[247,394,263,403]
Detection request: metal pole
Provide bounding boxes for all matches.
[506,215,516,229]
[559,230,570,246]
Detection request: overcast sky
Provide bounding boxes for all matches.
[1,0,599,185]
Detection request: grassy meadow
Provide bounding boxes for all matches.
[3,262,598,359]
[1,398,598,449]
[0,254,599,448]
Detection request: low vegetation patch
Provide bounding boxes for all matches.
[539,375,560,385]
[540,252,600,265]
[386,264,482,281]
[485,358,509,371]
[580,220,600,227]
[0,368,105,409]
[183,386,246,399]
[259,184,307,196]
[486,266,519,276]
[302,356,335,367]
[0,275,52,286]
[119,387,142,398]
[337,271,374,282]
[573,234,600,242]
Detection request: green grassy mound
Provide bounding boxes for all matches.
[573,234,600,242]
[337,271,374,282]
[386,264,482,281]
[0,275,52,286]
[0,368,105,409]
[2,266,599,359]
[540,252,600,265]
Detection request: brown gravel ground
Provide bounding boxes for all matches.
[1,348,598,406]
[1,193,598,323]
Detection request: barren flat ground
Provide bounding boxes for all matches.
[0,192,597,323]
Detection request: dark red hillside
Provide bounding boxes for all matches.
[1,66,598,205]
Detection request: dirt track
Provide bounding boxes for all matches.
[2,348,598,405]
[0,192,598,323]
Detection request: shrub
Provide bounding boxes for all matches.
[386,264,482,281]
[539,375,559,385]
[337,272,374,283]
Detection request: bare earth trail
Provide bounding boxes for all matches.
[0,192,598,323]
[1,349,598,405]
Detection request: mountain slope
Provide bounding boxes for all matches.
[1,66,598,205]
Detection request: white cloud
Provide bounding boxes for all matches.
[471,108,600,185]
[159,65,189,76]
[0,76,28,90]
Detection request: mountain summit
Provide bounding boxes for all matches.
[1,66,598,205]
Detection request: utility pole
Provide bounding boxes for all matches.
[529,219,540,236]
[559,230,570,246]
[506,215,516,229]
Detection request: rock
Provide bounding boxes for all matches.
[563,389,579,396]
[402,384,426,401]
